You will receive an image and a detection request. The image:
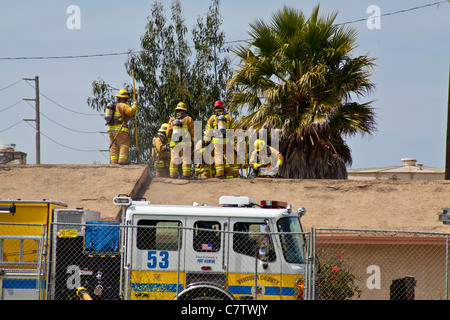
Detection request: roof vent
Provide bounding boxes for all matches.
[401,158,417,166]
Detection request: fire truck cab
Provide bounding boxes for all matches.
[120,196,307,300]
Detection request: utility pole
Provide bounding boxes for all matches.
[445,64,450,180]
[23,76,40,164]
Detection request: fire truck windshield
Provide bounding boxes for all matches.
[276,217,305,264]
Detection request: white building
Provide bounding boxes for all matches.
[347,158,444,180]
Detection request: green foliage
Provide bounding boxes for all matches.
[317,250,362,300]
[87,0,233,165]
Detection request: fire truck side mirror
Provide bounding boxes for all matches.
[113,196,132,206]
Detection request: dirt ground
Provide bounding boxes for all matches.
[2,164,450,233]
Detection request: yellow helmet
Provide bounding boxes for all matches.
[254,139,265,151]
[116,89,130,99]
[175,102,187,112]
[158,123,169,133]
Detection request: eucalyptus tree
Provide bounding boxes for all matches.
[87,0,232,165]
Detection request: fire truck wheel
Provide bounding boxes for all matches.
[177,285,234,300]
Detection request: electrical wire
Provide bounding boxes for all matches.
[0,0,447,61]
[23,99,102,134]
[24,80,102,117]
[0,120,23,133]
[24,121,102,153]
[336,0,448,25]
[0,99,23,113]
[0,79,23,91]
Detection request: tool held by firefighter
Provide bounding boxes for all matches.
[131,57,138,151]
[106,89,138,164]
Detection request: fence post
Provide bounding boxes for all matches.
[446,234,449,300]
[176,225,182,299]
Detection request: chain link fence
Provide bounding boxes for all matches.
[310,228,450,300]
[2,222,450,300]
[0,222,48,300]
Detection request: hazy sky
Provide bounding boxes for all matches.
[1,0,449,169]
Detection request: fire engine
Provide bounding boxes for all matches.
[118,195,307,300]
[0,196,307,300]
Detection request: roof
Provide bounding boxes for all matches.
[2,164,450,233]
[0,199,68,207]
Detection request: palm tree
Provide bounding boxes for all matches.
[228,5,377,179]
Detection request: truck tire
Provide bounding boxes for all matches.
[175,284,234,300]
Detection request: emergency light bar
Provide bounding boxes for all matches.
[219,196,255,207]
[260,200,287,209]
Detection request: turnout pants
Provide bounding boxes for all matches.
[155,160,170,177]
[109,132,130,164]
[170,144,191,179]
[213,143,239,178]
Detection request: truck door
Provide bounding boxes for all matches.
[228,217,282,299]
[185,217,228,287]
[130,215,186,299]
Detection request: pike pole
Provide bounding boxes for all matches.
[131,57,138,151]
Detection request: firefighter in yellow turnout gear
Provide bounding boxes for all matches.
[166,102,195,179]
[152,123,171,177]
[205,100,239,179]
[106,89,138,164]
[250,139,284,178]
[194,133,214,179]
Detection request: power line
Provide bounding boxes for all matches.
[0,1,447,61]
[0,51,130,61]
[24,121,101,153]
[0,99,23,113]
[24,80,102,116]
[336,0,448,25]
[23,99,102,134]
[0,79,23,91]
[0,120,23,133]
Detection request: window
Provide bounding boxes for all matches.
[233,222,276,262]
[193,221,221,252]
[136,220,182,251]
[277,217,305,263]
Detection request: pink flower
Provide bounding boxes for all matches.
[332,266,339,271]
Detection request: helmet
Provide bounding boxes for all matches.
[254,139,265,151]
[158,123,169,133]
[175,102,187,112]
[214,100,224,109]
[116,89,130,99]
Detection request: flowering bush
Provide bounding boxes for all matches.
[317,250,362,300]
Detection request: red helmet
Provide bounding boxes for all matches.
[214,100,224,108]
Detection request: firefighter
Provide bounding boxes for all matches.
[205,100,239,179]
[152,123,171,177]
[107,89,138,165]
[249,139,284,178]
[194,132,215,179]
[166,102,195,179]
